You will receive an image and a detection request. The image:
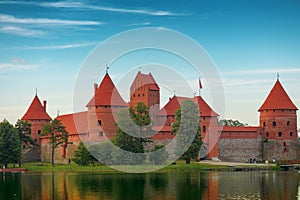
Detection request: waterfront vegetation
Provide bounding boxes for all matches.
[12,160,279,172]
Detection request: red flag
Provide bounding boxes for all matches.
[199,78,203,89]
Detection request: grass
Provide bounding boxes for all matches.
[18,160,278,173]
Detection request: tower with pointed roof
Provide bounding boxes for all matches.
[21,94,51,143]
[259,80,298,141]
[130,71,160,109]
[86,72,127,139]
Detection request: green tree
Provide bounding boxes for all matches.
[219,119,248,126]
[148,145,168,165]
[0,119,21,168]
[15,119,36,148]
[42,119,70,166]
[114,102,153,164]
[171,100,202,164]
[72,142,96,166]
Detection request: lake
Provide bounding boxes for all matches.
[0,171,299,199]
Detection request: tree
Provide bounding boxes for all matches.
[114,102,153,164]
[219,119,248,126]
[72,142,96,166]
[171,100,202,164]
[148,145,168,165]
[42,119,70,166]
[15,119,36,148]
[0,119,21,168]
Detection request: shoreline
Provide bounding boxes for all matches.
[0,161,283,173]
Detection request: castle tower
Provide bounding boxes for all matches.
[86,73,127,139]
[129,71,160,109]
[259,80,298,140]
[21,94,51,143]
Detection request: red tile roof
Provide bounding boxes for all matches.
[130,71,159,93]
[87,73,127,107]
[157,96,219,117]
[221,126,260,132]
[153,126,172,132]
[258,80,298,111]
[21,95,51,120]
[56,111,88,135]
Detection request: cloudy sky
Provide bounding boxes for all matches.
[0,0,300,127]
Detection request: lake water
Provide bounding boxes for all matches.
[0,171,299,199]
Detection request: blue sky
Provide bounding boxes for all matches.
[0,0,300,127]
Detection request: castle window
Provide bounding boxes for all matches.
[263,122,266,127]
[38,130,41,135]
[202,125,206,133]
[98,120,102,126]
[290,132,293,137]
[143,94,144,97]
[266,132,269,137]
[287,121,290,126]
[278,132,282,137]
[273,121,277,127]
[138,94,140,97]
[99,131,103,137]
[283,142,286,146]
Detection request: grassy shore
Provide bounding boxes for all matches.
[19,160,280,173]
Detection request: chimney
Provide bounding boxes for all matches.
[43,100,47,111]
[94,83,98,93]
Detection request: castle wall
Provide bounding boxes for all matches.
[218,136,263,162]
[263,139,299,161]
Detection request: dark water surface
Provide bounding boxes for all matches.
[0,171,299,200]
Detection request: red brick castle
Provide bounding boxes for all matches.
[21,71,299,163]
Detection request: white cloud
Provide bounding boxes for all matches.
[19,42,98,50]
[0,58,38,71]
[225,68,300,76]
[0,14,102,26]
[126,22,151,27]
[0,1,181,16]
[41,1,180,16]
[0,26,44,36]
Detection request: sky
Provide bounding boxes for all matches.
[0,0,300,127]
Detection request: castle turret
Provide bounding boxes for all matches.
[130,71,160,109]
[259,80,298,140]
[86,73,127,139]
[21,94,51,143]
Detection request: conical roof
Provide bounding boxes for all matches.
[87,73,127,107]
[157,95,219,117]
[258,80,298,111]
[21,95,51,120]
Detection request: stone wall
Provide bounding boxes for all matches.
[263,140,299,161]
[41,142,81,164]
[21,146,41,163]
[218,137,263,162]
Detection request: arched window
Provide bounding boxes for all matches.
[98,120,101,126]
[273,121,277,127]
[263,122,266,127]
[287,121,290,126]
[290,132,293,137]
[278,132,282,137]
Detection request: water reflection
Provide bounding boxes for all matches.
[0,171,299,199]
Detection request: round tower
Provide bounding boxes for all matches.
[259,80,298,141]
[21,94,51,143]
[86,73,128,140]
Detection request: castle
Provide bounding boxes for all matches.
[21,71,299,163]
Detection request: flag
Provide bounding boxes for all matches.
[199,78,203,89]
